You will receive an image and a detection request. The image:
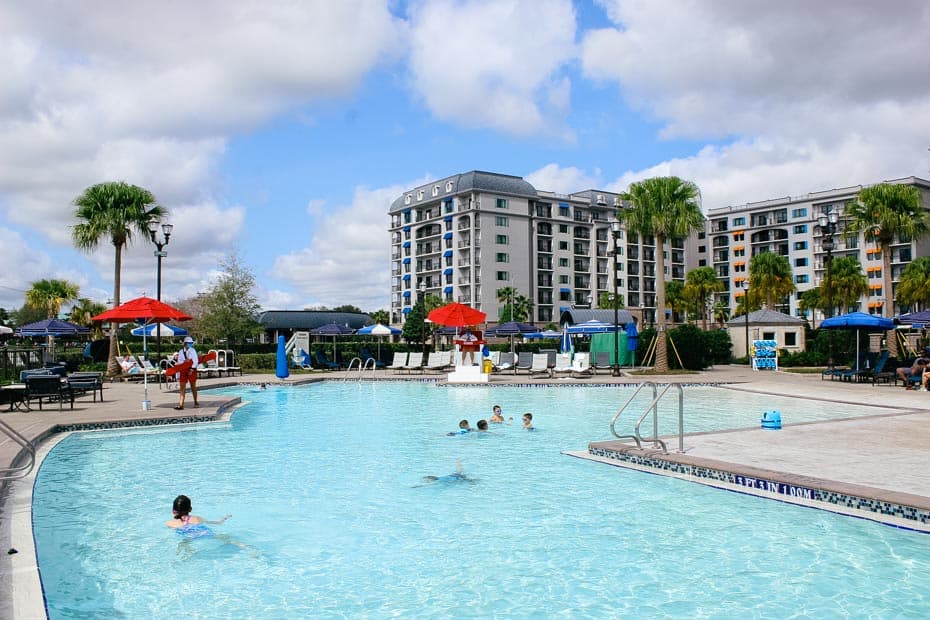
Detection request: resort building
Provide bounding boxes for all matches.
[388,171,701,326]
[704,176,930,323]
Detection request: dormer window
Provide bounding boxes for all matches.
[445,181,453,192]
[417,189,424,200]
[405,194,412,205]
[432,185,439,197]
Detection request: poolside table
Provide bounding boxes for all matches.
[0,384,27,411]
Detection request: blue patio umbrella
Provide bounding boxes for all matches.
[358,323,401,359]
[15,318,89,337]
[130,323,189,337]
[896,309,930,326]
[821,311,894,371]
[566,319,616,334]
[310,323,356,363]
[525,329,562,339]
[486,321,537,354]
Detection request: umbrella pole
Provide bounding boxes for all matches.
[142,328,151,410]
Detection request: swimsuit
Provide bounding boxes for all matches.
[176,515,213,539]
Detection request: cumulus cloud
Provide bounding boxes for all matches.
[583,0,930,206]
[0,1,403,302]
[272,182,419,311]
[406,0,577,136]
[525,163,602,194]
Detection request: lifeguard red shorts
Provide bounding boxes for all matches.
[179,368,198,387]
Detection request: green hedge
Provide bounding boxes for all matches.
[239,353,276,371]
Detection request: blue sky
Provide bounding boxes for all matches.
[1,0,929,314]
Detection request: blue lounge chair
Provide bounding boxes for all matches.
[856,350,890,384]
[314,350,339,370]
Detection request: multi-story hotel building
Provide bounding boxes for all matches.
[704,176,930,322]
[389,171,930,328]
[388,170,700,326]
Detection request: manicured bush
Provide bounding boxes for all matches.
[239,353,276,371]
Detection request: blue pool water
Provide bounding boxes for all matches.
[32,383,930,618]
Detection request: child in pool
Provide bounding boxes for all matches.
[522,413,534,430]
[489,405,504,423]
[447,419,472,435]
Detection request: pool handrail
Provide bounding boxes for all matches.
[609,381,684,454]
[343,357,378,381]
[0,417,35,481]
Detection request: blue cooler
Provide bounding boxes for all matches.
[761,410,782,430]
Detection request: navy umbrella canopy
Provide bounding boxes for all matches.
[821,311,894,371]
[896,309,930,325]
[486,321,536,354]
[15,318,90,337]
[310,323,356,363]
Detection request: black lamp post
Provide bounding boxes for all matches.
[741,279,750,363]
[148,220,173,364]
[611,219,622,376]
[817,211,839,320]
[418,281,428,354]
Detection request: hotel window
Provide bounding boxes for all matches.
[900,247,913,262]
[558,258,569,267]
[795,257,808,267]
[559,224,570,234]
[732,216,746,226]
[795,275,809,283]
[866,250,882,261]
[404,194,412,205]
[416,189,424,200]
[496,271,510,281]
[793,224,807,234]
[495,234,509,244]
[558,241,569,250]
[445,181,453,192]
[733,248,745,257]
[559,205,571,217]
[432,185,439,197]
[793,241,807,250]
[733,232,745,242]
[496,198,508,209]
[495,216,509,226]
[496,253,509,263]
[733,263,746,272]
[791,208,808,218]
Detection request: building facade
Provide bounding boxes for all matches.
[704,177,930,322]
[388,171,699,326]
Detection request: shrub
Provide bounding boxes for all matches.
[239,353,276,371]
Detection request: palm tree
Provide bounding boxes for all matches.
[496,286,517,322]
[824,256,868,315]
[25,279,80,319]
[72,181,164,376]
[620,176,704,372]
[68,298,108,339]
[845,183,927,356]
[897,256,930,311]
[748,252,795,310]
[369,309,390,325]
[664,280,687,320]
[798,288,822,320]
[684,266,724,329]
[712,301,730,327]
[512,293,533,323]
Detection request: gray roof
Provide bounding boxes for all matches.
[389,170,538,212]
[559,308,634,326]
[258,311,372,331]
[726,308,805,326]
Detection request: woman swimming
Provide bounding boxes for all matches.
[165,494,231,538]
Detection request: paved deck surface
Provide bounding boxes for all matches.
[2,366,929,617]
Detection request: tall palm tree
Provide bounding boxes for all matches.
[845,182,927,356]
[620,176,704,372]
[68,298,108,339]
[72,181,164,376]
[712,301,730,327]
[897,256,930,311]
[748,252,795,310]
[824,256,868,315]
[512,293,533,323]
[664,280,687,320]
[496,286,517,321]
[684,266,725,329]
[25,279,80,319]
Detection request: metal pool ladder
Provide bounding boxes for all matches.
[343,357,377,381]
[608,381,684,454]
[0,418,35,481]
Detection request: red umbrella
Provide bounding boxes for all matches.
[427,302,487,327]
[92,296,192,323]
[93,297,193,411]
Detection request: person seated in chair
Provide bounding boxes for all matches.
[119,355,141,374]
[896,357,928,387]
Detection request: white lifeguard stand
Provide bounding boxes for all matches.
[446,342,490,383]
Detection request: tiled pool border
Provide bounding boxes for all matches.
[577,442,930,533]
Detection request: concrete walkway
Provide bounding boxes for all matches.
[2,366,930,617]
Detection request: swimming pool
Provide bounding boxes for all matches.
[31,383,930,617]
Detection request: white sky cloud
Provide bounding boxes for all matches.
[525,163,602,194]
[406,0,577,136]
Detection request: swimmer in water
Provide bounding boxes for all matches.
[476,419,489,432]
[522,412,534,430]
[489,405,504,424]
[166,494,248,551]
[447,419,472,435]
[416,460,471,487]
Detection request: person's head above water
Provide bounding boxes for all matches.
[458,419,470,429]
[172,494,192,518]
[477,419,488,431]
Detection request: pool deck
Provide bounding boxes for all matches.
[2,366,930,617]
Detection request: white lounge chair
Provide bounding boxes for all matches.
[225,350,242,376]
[551,353,573,377]
[495,352,515,372]
[425,351,452,372]
[529,353,551,378]
[402,352,424,373]
[387,352,408,373]
[571,353,593,378]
